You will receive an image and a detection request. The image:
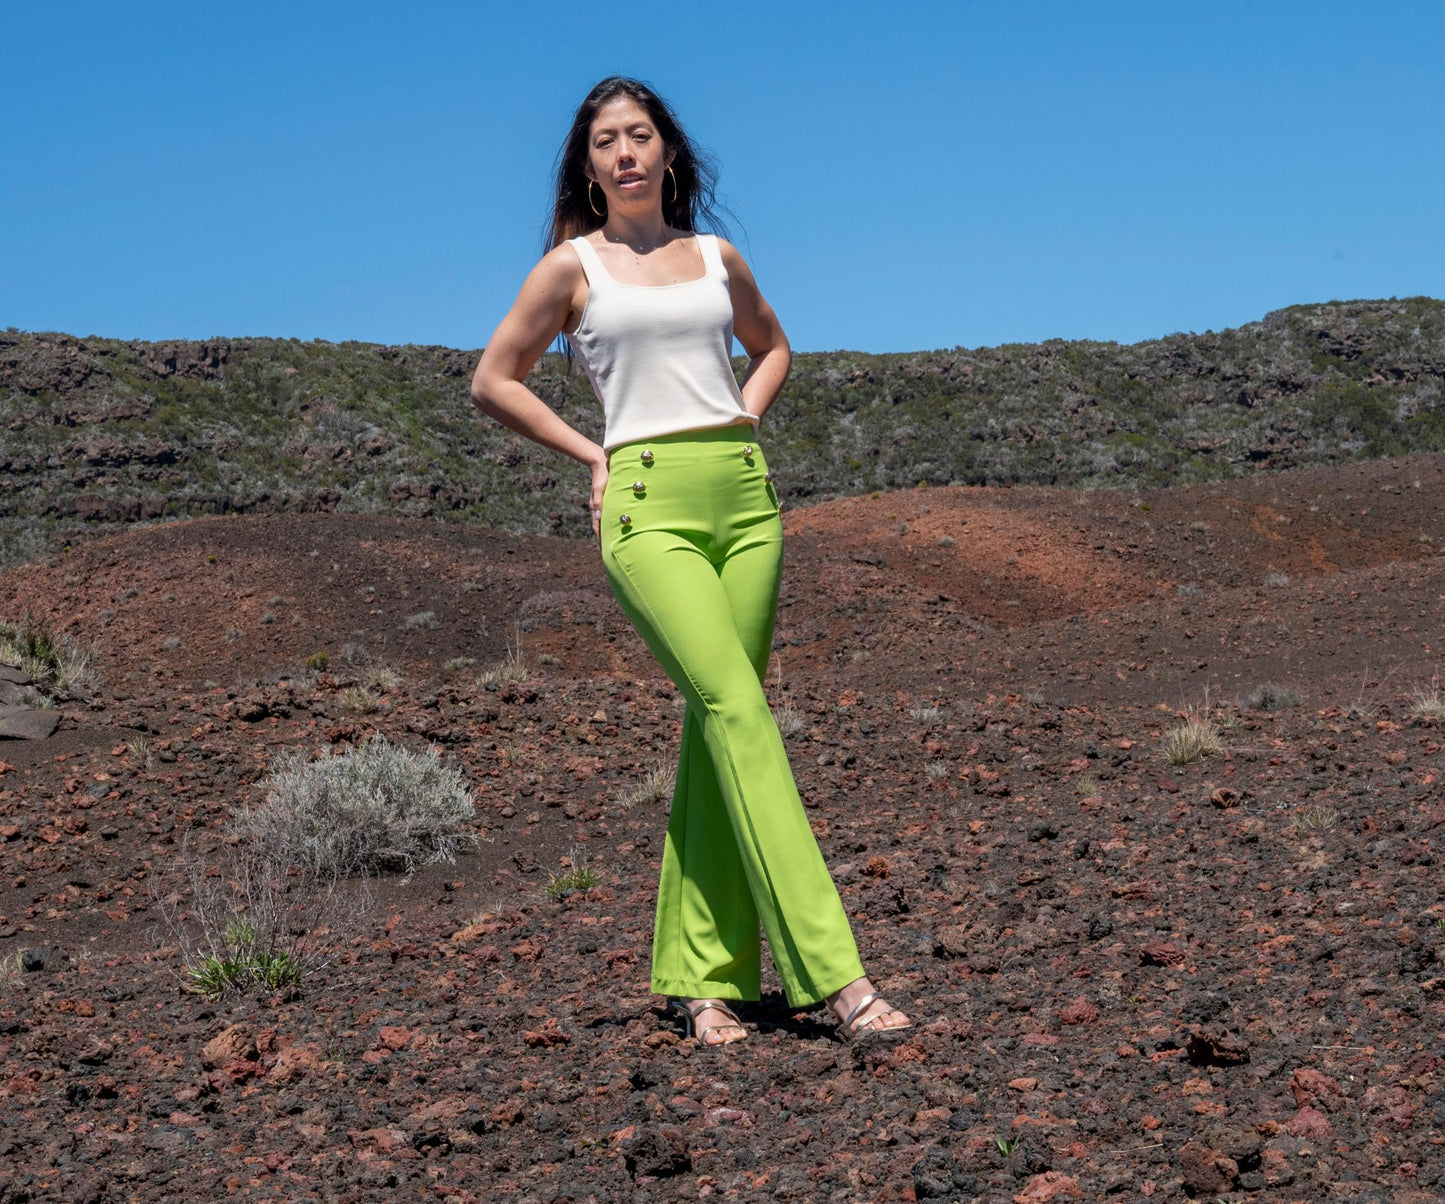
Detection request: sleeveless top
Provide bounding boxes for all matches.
[566,233,758,451]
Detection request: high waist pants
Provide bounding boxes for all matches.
[600,426,866,1007]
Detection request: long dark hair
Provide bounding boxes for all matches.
[545,76,730,252]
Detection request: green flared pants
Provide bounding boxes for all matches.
[599,425,865,1008]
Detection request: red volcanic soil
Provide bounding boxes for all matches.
[1,453,1444,1202]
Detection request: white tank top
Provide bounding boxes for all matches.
[566,233,758,451]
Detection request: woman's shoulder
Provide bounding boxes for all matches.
[707,235,758,286]
[523,241,588,293]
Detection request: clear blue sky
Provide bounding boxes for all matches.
[4,1,1442,353]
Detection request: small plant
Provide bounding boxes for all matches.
[1262,571,1292,587]
[401,611,439,632]
[908,705,942,723]
[1243,682,1301,710]
[234,734,479,876]
[0,615,97,698]
[0,948,23,985]
[537,652,560,667]
[126,735,153,767]
[1408,677,1445,723]
[619,766,676,811]
[306,651,330,672]
[183,917,304,998]
[259,611,277,626]
[925,760,950,781]
[338,686,379,714]
[772,698,805,737]
[1162,692,1224,765]
[1075,773,1101,796]
[546,849,600,898]
[161,637,182,652]
[366,664,401,692]
[1292,802,1339,833]
[155,829,368,1002]
[442,657,477,672]
[995,1134,1022,1156]
[1344,663,1400,721]
[479,624,528,686]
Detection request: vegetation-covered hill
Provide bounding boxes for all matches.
[3,296,1443,566]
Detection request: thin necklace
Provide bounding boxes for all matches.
[602,229,669,255]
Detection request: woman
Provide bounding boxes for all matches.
[470,76,911,1046]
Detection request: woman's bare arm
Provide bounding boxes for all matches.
[719,239,791,420]
[470,246,609,534]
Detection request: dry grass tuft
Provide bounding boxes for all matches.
[1162,698,1225,765]
[618,766,676,811]
[1408,677,1445,724]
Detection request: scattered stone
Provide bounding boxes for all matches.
[0,708,60,740]
[1140,941,1187,966]
[621,1125,691,1179]
[1185,1025,1251,1066]
[1178,1140,1239,1194]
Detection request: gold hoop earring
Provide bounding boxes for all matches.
[665,165,678,205]
[587,180,605,218]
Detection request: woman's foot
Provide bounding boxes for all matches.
[827,977,911,1039]
[669,998,748,1046]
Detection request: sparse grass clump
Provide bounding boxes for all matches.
[619,766,676,811]
[1075,773,1102,796]
[925,760,950,781]
[338,686,379,714]
[546,849,600,898]
[1243,682,1301,710]
[155,826,367,1001]
[1,948,24,985]
[772,698,805,737]
[479,627,528,686]
[235,734,478,876]
[1162,704,1224,765]
[0,615,97,699]
[401,610,439,631]
[1409,678,1445,723]
[1292,802,1339,833]
[366,665,401,692]
[185,917,303,997]
[909,705,943,723]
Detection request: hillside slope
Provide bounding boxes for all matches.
[3,296,1443,566]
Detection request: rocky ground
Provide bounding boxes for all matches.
[1,452,1443,1203]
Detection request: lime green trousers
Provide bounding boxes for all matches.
[600,426,866,1008]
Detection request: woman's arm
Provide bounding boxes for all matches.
[470,246,609,535]
[718,239,792,420]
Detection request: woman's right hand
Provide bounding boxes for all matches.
[589,455,609,539]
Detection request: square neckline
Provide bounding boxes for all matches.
[574,233,712,290]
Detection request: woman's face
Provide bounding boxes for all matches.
[584,95,674,211]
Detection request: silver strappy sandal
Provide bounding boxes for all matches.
[837,992,913,1042]
[669,998,748,1047]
